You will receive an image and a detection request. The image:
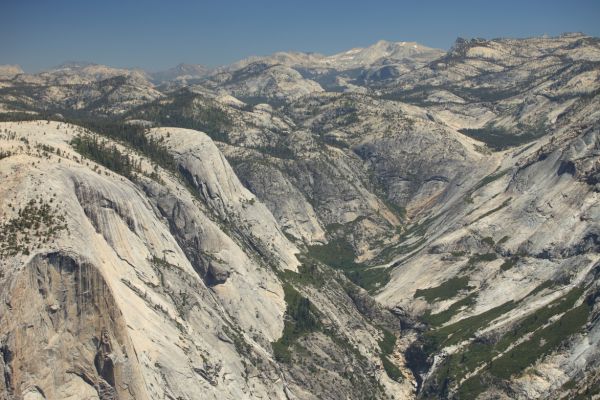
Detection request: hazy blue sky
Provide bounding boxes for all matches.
[2,0,599,72]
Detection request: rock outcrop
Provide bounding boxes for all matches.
[0,121,406,399]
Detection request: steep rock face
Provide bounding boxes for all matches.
[375,121,600,398]
[0,252,145,400]
[148,127,300,271]
[233,160,327,244]
[224,134,403,258]
[0,121,407,399]
[0,121,290,399]
[287,93,482,212]
[219,91,482,262]
[126,89,409,257]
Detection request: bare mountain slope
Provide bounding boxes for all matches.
[0,121,406,399]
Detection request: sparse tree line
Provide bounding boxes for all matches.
[0,197,68,257]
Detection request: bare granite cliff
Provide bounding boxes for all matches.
[0,121,405,399]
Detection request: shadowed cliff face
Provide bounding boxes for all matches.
[0,34,599,399]
[0,252,145,400]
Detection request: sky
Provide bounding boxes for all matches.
[1,0,599,73]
